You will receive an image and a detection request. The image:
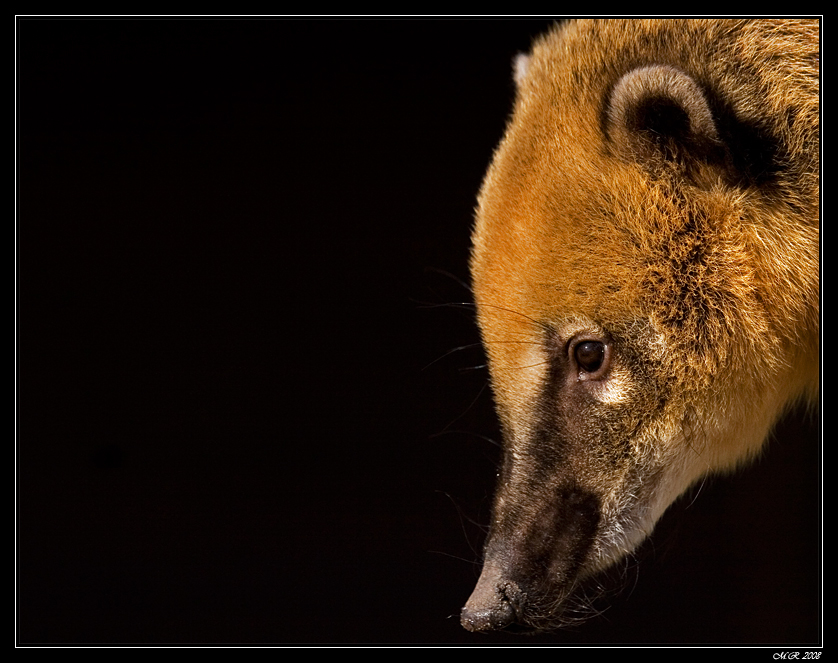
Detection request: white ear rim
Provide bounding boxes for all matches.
[607,65,720,146]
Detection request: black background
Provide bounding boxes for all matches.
[17,17,821,646]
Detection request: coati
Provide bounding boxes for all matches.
[462,19,819,633]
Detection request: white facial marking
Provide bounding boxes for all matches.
[590,363,631,403]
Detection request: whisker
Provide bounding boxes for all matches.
[438,382,489,434]
[512,360,550,371]
[411,299,476,311]
[477,301,550,332]
[436,490,492,533]
[434,490,491,561]
[458,364,488,372]
[423,266,474,294]
[684,471,709,509]
[482,338,542,346]
[429,429,501,448]
[421,343,484,371]
[426,549,483,566]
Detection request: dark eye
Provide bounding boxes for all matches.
[574,341,605,373]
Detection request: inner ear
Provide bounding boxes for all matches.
[605,65,726,171]
[629,95,691,140]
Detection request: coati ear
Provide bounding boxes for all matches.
[605,65,727,174]
[513,53,531,87]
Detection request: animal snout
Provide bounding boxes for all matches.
[460,560,520,632]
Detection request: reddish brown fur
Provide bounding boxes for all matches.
[464,19,818,633]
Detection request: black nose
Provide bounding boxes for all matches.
[460,598,516,633]
[460,560,520,632]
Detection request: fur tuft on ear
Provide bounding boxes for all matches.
[513,52,531,87]
[605,65,725,173]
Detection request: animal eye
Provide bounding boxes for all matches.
[574,341,605,373]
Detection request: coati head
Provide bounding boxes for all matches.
[462,19,819,633]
